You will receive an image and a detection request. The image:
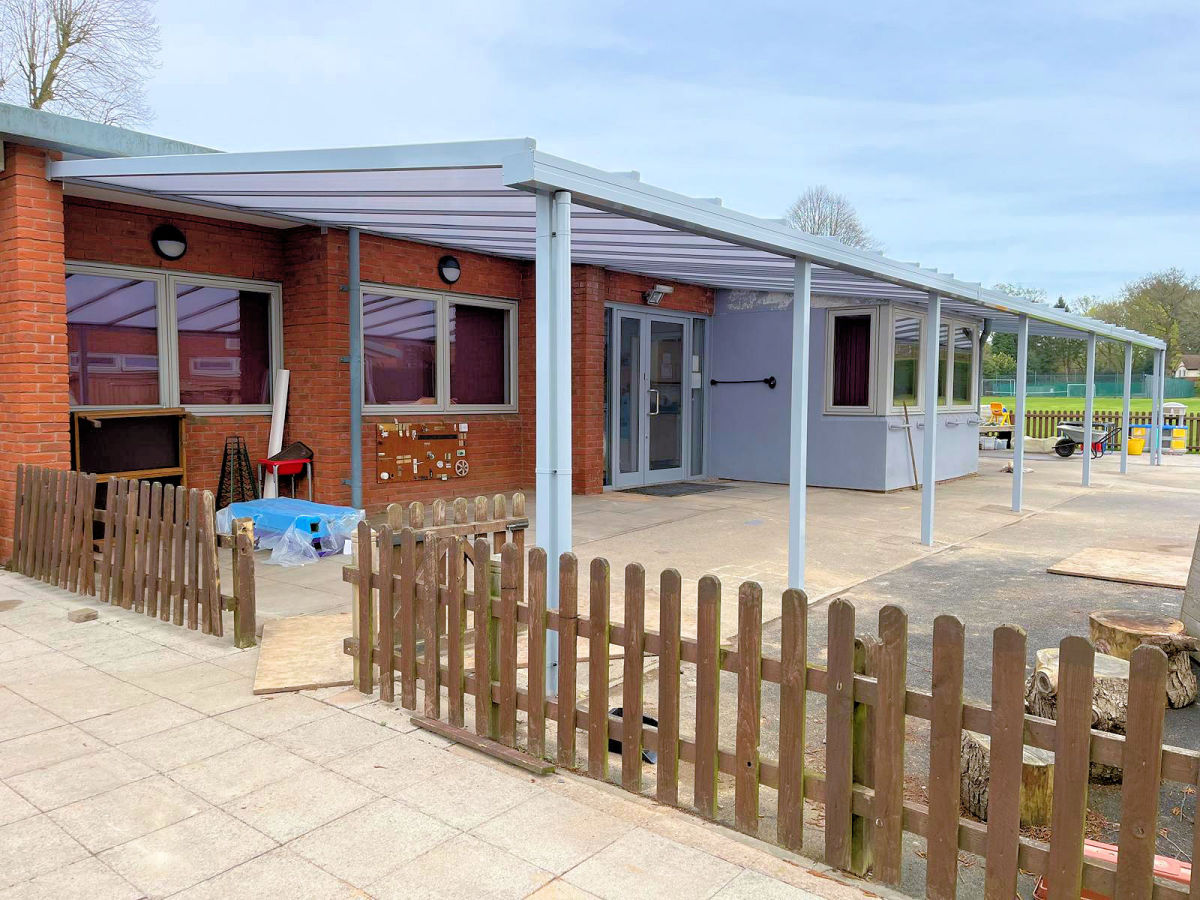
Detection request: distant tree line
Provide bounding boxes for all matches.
[985,270,1200,380]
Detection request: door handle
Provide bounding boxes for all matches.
[649,388,660,415]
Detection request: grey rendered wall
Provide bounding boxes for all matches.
[708,291,980,490]
[708,293,793,483]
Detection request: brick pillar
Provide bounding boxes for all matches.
[282,227,352,506]
[0,144,70,562]
[572,265,607,494]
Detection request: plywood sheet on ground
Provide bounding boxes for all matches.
[253,613,354,694]
[1047,547,1190,590]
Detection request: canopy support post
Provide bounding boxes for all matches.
[1082,332,1096,487]
[536,190,572,694]
[1011,314,1029,512]
[920,293,941,546]
[788,259,811,590]
[1120,342,1132,474]
[348,227,363,510]
[1154,349,1166,466]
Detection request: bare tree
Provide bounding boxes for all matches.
[784,185,878,250]
[0,0,160,126]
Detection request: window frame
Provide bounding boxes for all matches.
[66,261,283,416]
[823,306,879,415]
[361,283,519,416]
[880,306,980,414]
[944,318,980,410]
[886,305,926,414]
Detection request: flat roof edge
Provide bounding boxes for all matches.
[0,103,216,158]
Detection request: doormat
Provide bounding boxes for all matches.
[626,482,732,498]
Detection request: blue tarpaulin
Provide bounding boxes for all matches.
[215,497,363,567]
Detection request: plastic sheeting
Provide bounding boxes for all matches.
[216,497,363,567]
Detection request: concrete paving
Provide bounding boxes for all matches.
[5,448,1196,898]
[0,572,879,900]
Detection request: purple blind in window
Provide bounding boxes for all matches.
[449,304,508,405]
[832,314,871,407]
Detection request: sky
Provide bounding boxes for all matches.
[142,0,1200,300]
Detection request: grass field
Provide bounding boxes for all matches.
[983,395,1200,413]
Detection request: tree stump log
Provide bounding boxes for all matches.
[1025,647,1129,782]
[1089,610,1198,708]
[960,730,1054,826]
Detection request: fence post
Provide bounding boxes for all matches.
[354,519,374,694]
[850,634,879,876]
[232,518,257,649]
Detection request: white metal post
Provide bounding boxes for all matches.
[921,293,941,546]
[1011,314,1029,511]
[787,259,812,590]
[1150,349,1161,466]
[1155,348,1166,466]
[1120,342,1132,474]
[1082,333,1096,487]
[548,191,572,686]
[535,190,572,693]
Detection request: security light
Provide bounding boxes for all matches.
[438,255,462,285]
[643,284,674,305]
[150,224,187,260]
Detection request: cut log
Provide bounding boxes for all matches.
[1089,610,1198,708]
[1025,648,1129,783]
[960,730,1054,826]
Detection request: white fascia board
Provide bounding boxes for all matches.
[47,138,536,180]
[503,149,1165,351]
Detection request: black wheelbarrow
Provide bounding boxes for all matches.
[1054,422,1120,459]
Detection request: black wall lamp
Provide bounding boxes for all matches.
[438,255,461,285]
[150,224,187,260]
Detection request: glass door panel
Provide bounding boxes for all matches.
[647,319,685,480]
[616,316,642,483]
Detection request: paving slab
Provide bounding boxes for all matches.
[48,774,209,853]
[369,832,554,900]
[287,797,457,888]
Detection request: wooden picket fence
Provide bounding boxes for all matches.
[9,465,258,648]
[345,515,1198,900]
[1025,409,1200,453]
[346,492,528,699]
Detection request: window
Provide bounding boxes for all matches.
[449,302,509,406]
[952,326,975,405]
[826,308,876,412]
[67,272,161,406]
[362,285,517,413]
[891,314,921,407]
[176,282,272,406]
[67,263,281,412]
[364,293,437,405]
[937,324,949,406]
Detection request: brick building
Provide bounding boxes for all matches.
[0,103,1167,578]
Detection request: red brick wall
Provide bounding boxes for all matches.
[64,197,286,282]
[0,145,71,561]
[49,194,713,517]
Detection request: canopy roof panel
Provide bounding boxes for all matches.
[47,140,1164,349]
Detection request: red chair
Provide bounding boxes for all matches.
[258,443,313,500]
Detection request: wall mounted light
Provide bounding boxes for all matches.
[438,255,461,285]
[643,284,674,305]
[150,224,187,260]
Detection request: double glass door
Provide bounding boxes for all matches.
[610,309,706,488]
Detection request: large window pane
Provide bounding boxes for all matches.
[937,324,949,405]
[449,302,509,405]
[690,318,706,476]
[67,273,160,406]
[176,283,271,405]
[831,313,872,407]
[364,294,437,405]
[953,326,974,404]
[892,315,920,406]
